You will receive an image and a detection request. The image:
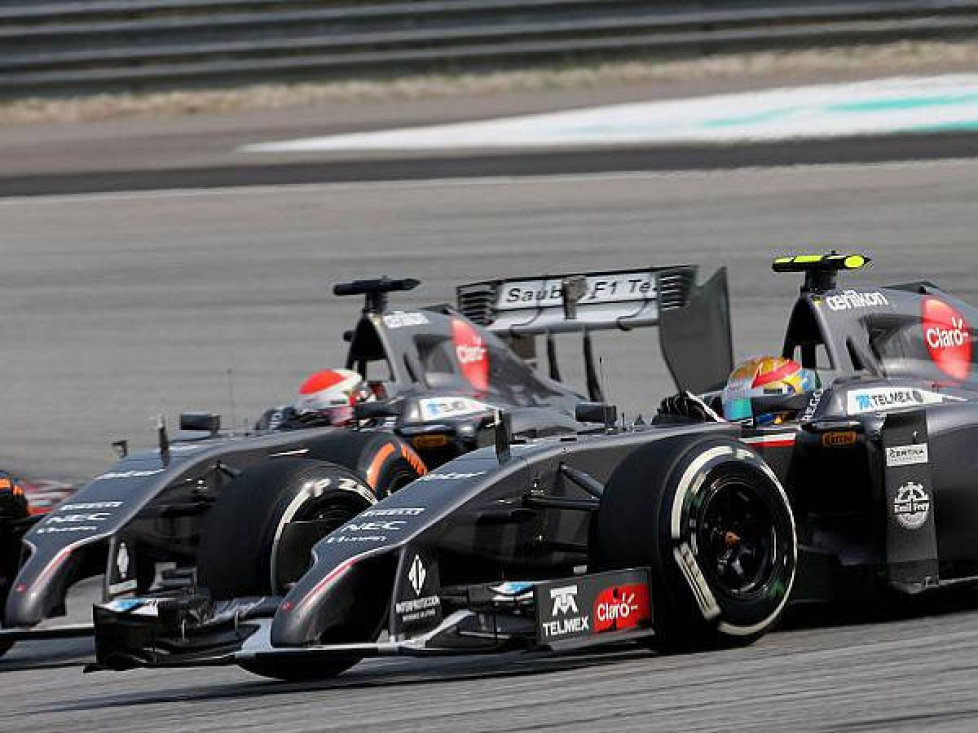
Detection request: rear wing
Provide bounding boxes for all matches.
[456,266,733,395]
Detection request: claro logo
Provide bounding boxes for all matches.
[451,318,489,391]
[922,297,972,381]
[593,583,651,632]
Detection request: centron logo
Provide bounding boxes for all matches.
[549,585,579,616]
[408,554,426,596]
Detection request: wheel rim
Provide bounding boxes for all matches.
[271,491,370,592]
[693,474,777,600]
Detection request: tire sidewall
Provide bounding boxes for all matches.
[659,439,797,640]
[198,459,374,599]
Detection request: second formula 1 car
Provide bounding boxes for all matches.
[3,267,724,656]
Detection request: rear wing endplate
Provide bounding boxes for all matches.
[457,266,733,394]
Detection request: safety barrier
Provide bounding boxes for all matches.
[1,0,977,97]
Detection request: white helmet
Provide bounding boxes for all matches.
[292,368,365,426]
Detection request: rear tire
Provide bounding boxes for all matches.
[593,435,796,652]
[198,459,375,600]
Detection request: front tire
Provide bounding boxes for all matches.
[198,458,375,600]
[593,435,797,651]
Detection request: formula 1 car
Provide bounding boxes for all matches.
[2,267,722,655]
[91,254,978,680]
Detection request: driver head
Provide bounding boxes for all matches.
[722,356,818,425]
[293,369,367,426]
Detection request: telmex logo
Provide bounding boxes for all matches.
[922,297,972,381]
[550,585,579,616]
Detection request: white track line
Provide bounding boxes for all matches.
[241,74,978,153]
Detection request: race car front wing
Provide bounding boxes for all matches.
[90,568,654,671]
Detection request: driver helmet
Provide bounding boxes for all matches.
[292,369,370,426]
[722,356,819,425]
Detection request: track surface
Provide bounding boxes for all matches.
[2,158,978,729]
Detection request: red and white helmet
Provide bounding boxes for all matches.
[292,369,366,426]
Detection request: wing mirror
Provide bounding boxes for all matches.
[354,400,404,421]
[575,401,617,427]
[179,412,221,434]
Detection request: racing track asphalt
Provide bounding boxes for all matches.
[2,157,978,730]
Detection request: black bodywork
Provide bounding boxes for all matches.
[92,256,978,673]
[5,268,722,647]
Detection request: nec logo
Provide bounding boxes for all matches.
[549,585,579,616]
[341,520,404,532]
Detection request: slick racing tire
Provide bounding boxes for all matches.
[307,433,426,499]
[198,459,376,600]
[592,435,796,652]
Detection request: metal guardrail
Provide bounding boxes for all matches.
[1,0,977,97]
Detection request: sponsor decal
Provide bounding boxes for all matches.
[451,319,489,391]
[417,470,486,482]
[60,501,122,511]
[593,583,651,633]
[800,389,825,422]
[825,289,889,312]
[116,542,130,579]
[886,444,929,467]
[44,512,113,524]
[922,297,972,381]
[340,520,405,532]
[95,469,165,481]
[540,585,590,639]
[324,533,386,544]
[822,431,859,448]
[36,525,97,534]
[550,585,579,616]
[419,396,490,421]
[394,554,441,626]
[108,580,137,595]
[893,481,931,530]
[846,387,949,415]
[496,272,656,311]
[382,311,430,329]
[408,554,426,596]
[361,507,425,517]
[394,595,440,619]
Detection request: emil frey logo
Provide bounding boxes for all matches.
[893,481,931,530]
